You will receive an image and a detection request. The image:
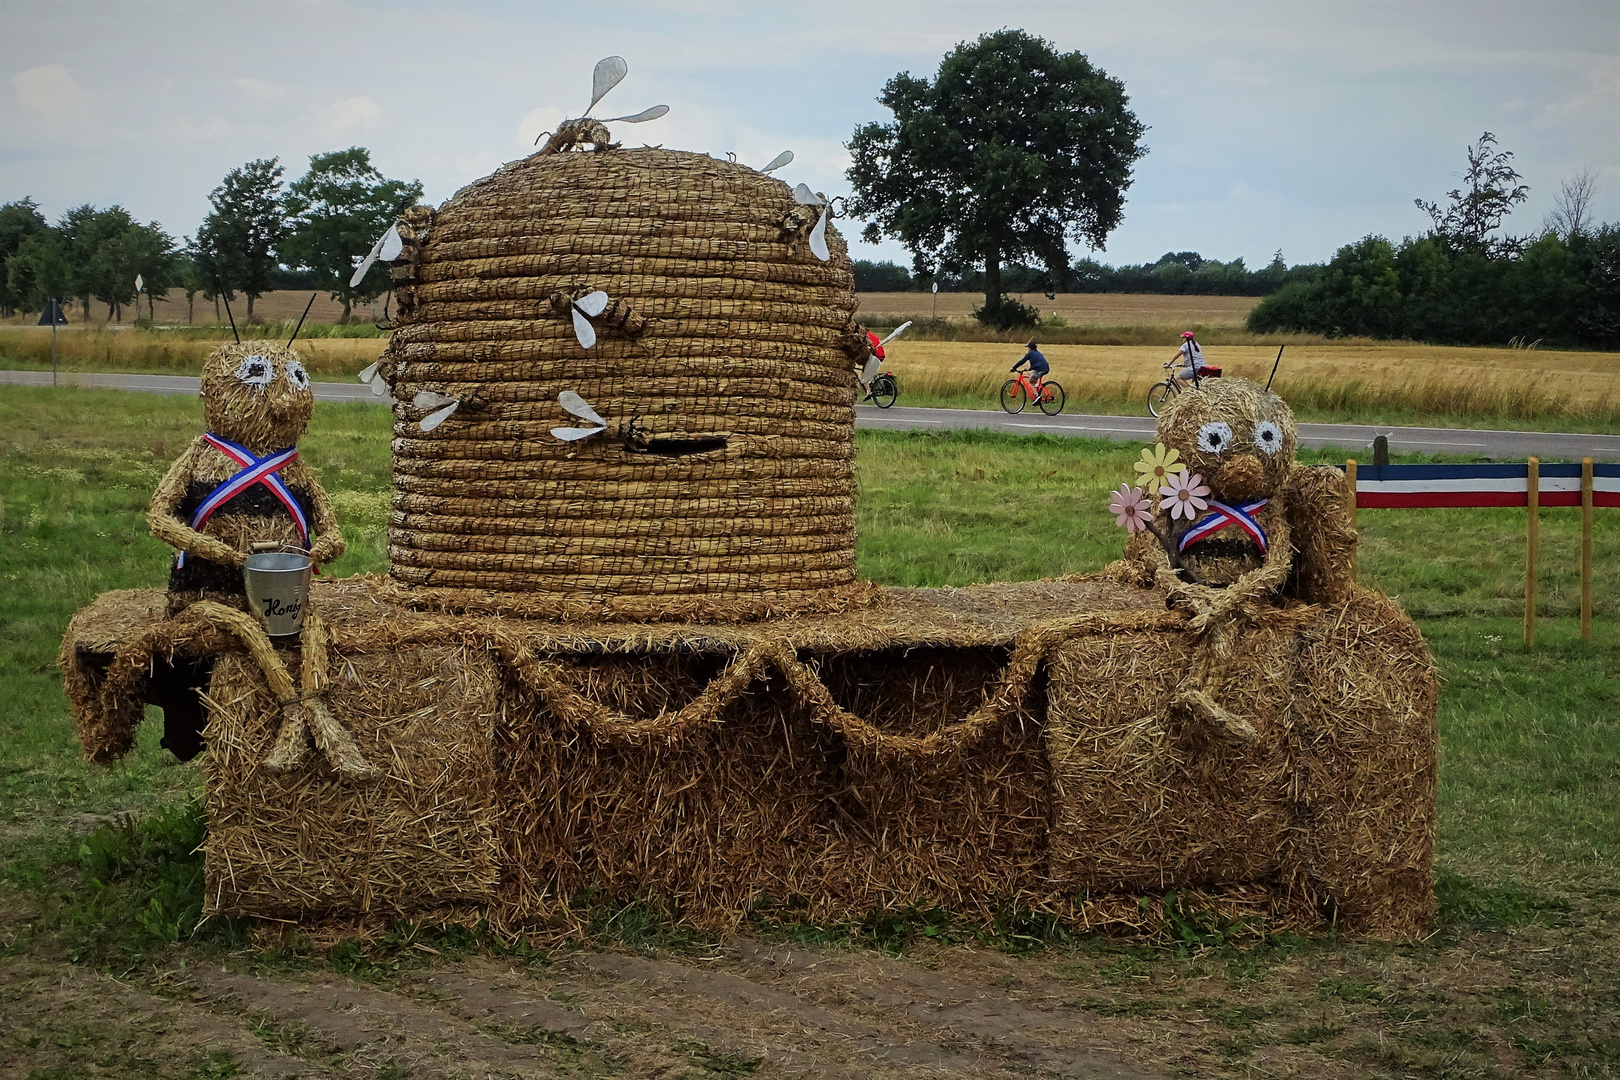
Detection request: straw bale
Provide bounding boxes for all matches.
[380,147,863,620]
[202,642,502,918]
[1046,587,1436,936]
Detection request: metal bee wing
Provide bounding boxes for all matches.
[808,205,831,262]
[569,291,610,349]
[760,150,793,173]
[558,390,606,427]
[413,390,460,431]
[588,56,629,114]
[878,320,913,347]
[792,183,825,207]
[350,223,402,287]
[861,355,881,383]
[601,104,669,124]
[552,390,608,441]
[358,360,391,397]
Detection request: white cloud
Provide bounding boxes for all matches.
[11,64,88,119]
[233,77,285,102]
[319,96,382,135]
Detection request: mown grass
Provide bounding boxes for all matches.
[2,388,1616,1077]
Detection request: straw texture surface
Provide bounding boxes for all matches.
[378,148,863,620]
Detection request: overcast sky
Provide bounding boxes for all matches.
[2,0,1616,271]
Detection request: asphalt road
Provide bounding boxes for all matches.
[7,369,1619,462]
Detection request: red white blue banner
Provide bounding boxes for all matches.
[1354,463,1620,509]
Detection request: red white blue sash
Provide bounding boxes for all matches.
[176,434,307,567]
[1178,498,1268,553]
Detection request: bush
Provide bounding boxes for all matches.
[973,294,1041,331]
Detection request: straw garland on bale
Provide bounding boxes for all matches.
[62,572,1437,937]
[374,147,872,621]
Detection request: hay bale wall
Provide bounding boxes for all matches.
[62,577,1438,937]
[381,148,864,621]
[202,643,502,918]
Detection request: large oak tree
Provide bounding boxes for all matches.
[846,29,1147,328]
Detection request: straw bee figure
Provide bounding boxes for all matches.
[148,341,372,777]
[1121,377,1357,743]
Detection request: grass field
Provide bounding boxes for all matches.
[1,387,1616,1076]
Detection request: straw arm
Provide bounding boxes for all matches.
[148,439,247,567]
[297,467,346,565]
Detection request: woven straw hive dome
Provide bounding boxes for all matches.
[379,145,867,620]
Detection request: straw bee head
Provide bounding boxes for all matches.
[200,340,314,451]
[1158,378,1296,504]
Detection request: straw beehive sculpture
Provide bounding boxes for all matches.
[58,66,1439,940]
[371,144,868,621]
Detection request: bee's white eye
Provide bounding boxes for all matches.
[1253,420,1284,455]
[1196,421,1234,454]
[284,360,310,390]
[234,355,272,388]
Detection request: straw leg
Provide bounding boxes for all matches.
[299,612,377,780]
[182,601,307,769]
[1582,458,1593,641]
[1526,457,1538,651]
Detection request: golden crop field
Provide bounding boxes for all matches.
[857,291,1261,328]
[1,289,393,328]
[880,340,1618,422]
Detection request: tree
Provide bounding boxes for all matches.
[5,230,73,313]
[175,249,206,324]
[1544,168,1600,240]
[847,29,1146,330]
[195,158,287,320]
[1415,132,1530,255]
[281,147,423,323]
[0,198,49,316]
[55,204,99,320]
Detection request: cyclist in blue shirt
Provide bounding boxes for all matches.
[1012,339,1049,392]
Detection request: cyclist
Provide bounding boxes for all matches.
[1168,330,1222,387]
[858,329,886,399]
[1011,339,1049,395]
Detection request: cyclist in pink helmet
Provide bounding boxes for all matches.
[1171,330,1204,388]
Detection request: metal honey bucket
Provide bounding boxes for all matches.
[243,550,312,637]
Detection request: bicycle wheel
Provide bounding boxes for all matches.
[1037,380,1065,415]
[1147,381,1177,418]
[1000,379,1029,414]
[871,374,898,409]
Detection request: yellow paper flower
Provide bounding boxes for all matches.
[1132,442,1186,493]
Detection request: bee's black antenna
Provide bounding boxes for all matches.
[215,277,240,343]
[1266,344,1285,392]
[287,292,317,348]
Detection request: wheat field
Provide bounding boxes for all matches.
[880,341,1618,423]
[857,291,1261,328]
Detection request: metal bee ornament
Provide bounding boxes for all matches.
[535,56,669,155]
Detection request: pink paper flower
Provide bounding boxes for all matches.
[1107,483,1153,534]
[1160,471,1210,521]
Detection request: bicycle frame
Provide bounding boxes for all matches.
[1010,371,1053,402]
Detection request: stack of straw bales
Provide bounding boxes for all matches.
[379,147,867,621]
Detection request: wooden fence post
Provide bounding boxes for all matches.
[1582,457,1594,641]
[1525,457,1539,651]
[1345,459,1357,583]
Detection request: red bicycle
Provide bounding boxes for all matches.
[1000,369,1065,415]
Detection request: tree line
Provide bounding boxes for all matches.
[1246,136,1616,348]
[0,147,421,325]
[853,250,1323,296]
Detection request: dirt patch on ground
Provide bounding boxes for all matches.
[5,897,1616,1078]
